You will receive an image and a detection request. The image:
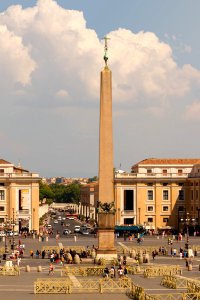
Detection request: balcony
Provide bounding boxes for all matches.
[121,210,135,216]
[0,173,39,178]
[115,172,189,179]
[16,209,30,217]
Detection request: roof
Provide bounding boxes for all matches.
[132,158,200,168]
[0,159,12,165]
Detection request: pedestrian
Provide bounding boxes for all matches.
[109,266,115,278]
[30,250,34,258]
[17,257,21,267]
[48,264,54,275]
[118,267,123,278]
[124,266,128,276]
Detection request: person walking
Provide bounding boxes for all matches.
[17,257,21,267]
[48,264,54,275]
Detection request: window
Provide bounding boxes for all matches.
[196,190,199,200]
[147,190,153,201]
[0,169,4,174]
[191,190,193,201]
[178,183,184,186]
[178,169,183,176]
[163,206,169,212]
[124,190,134,210]
[0,218,4,223]
[147,183,153,186]
[178,190,184,200]
[124,218,134,225]
[163,217,169,222]
[163,183,168,186]
[163,190,169,200]
[163,169,167,176]
[147,217,153,223]
[147,169,152,174]
[0,190,5,200]
[147,206,154,212]
[0,206,4,211]
[178,206,184,212]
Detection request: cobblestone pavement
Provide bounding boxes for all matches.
[0,235,200,299]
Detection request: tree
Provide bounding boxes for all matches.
[49,183,81,203]
[39,181,54,202]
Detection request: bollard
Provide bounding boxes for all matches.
[33,234,35,239]
[188,264,192,271]
[46,236,48,242]
[37,266,42,272]
[74,236,77,242]
[39,236,41,242]
[26,265,30,272]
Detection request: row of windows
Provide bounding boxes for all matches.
[147,217,169,223]
[147,190,184,201]
[147,205,169,212]
[147,169,184,175]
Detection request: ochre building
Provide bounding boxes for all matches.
[0,159,40,233]
[81,158,200,232]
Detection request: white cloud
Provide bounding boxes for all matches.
[0,0,199,113]
[184,101,200,121]
[0,25,36,88]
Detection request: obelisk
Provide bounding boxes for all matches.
[96,37,117,258]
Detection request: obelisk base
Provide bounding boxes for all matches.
[96,229,117,259]
[96,213,117,259]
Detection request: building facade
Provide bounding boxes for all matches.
[115,158,200,232]
[80,182,98,221]
[0,159,40,232]
[81,158,200,232]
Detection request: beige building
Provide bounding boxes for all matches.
[80,182,97,221]
[81,158,200,232]
[115,158,200,232]
[0,159,40,232]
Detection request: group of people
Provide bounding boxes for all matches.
[103,265,128,278]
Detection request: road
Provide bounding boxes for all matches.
[0,213,200,299]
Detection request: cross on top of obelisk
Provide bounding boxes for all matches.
[103,35,110,67]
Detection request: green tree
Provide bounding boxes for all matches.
[50,183,80,203]
[39,181,54,202]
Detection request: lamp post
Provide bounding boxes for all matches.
[11,208,16,250]
[138,207,141,224]
[181,212,195,249]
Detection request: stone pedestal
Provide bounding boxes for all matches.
[96,213,117,259]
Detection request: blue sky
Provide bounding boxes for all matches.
[0,0,200,177]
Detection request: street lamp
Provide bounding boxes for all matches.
[11,208,16,250]
[181,212,195,249]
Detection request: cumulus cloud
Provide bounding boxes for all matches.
[0,25,36,89]
[110,28,200,105]
[0,0,199,113]
[184,101,200,121]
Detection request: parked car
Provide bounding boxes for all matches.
[63,229,71,235]
[6,231,19,236]
[74,225,81,233]
[0,231,6,237]
[67,216,75,220]
[81,229,90,235]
